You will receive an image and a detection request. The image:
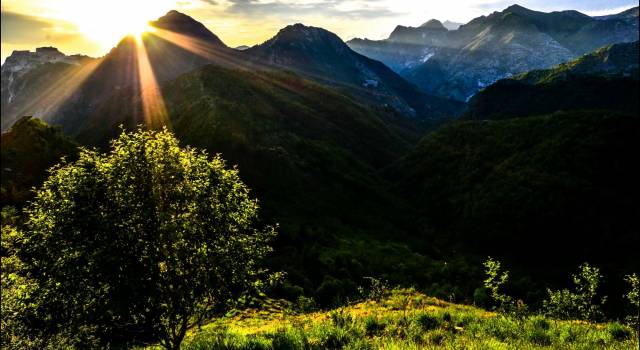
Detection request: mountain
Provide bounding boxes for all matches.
[387,19,449,45]
[347,5,639,101]
[0,48,95,130]
[466,41,639,120]
[0,11,239,134]
[1,116,78,207]
[443,20,463,30]
[1,12,463,134]
[243,23,463,119]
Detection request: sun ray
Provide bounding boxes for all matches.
[135,35,171,129]
[149,28,246,69]
[15,59,103,123]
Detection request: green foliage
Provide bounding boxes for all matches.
[414,313,441,331]
[0,116,78,208]
[358,277,389,302]
[607,322,632,341]
[624,273,640,334]
[388,110,640,310]
[483,257,514,312]
[544,263,607,322]
[363,316,386,336]
[18,128,275,349]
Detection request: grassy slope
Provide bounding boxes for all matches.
[152,289,637,349]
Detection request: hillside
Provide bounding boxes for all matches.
[244,23,464,119]
[386,111,640,307]
[169,289,637,349]
[0,116,78,207]
[466,41,639,120]
[70,65,446,305]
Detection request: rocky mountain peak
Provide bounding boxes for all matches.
[503,4,533,14]
[263,23,347,52]
[151,10,226,47]
[420,19,447,31]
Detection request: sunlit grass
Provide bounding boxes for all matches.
[140,289,637,349]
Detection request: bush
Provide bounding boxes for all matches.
[270,328,308,350]
[544,263,606,321]
[428,329,447,345]
[414,314,441,331]
[607,322,631,341]
[330,309,354,329]
[363,316,386,337]
[527,327,552,346]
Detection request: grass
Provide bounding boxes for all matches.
[145,289,638,349]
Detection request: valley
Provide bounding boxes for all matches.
[1,3,638,349]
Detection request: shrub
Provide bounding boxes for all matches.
[527,327,552,346]
[330,309,354,329]
[358,277,389,302]
[363,316,386,337]
[296,296,318,313]
[544,263,606,322]
[21,128,277,349]
[414,314,441,331]
[270,328,308,350]
[531,317,550,331]
[428,329,447,345]
[315,323,353,349]
[607,322,631,341]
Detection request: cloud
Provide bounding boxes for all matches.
[1,11,87,44]
[223,0,402,20]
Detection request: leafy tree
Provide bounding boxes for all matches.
[20,128,276,349]
[483,257,514,312]
[544,263,606,322]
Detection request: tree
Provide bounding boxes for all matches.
[20,128,276,349]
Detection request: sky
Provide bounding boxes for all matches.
[1,0,638,63]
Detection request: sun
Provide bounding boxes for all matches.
[51,0,175,49]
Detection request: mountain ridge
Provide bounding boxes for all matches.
[347,4,639,101]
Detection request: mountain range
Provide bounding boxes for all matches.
[1,5,639,313]
[347,4,639,101]
[466,41,639,120]
[0,11,463,133]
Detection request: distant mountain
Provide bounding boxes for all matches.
[0,48,95,130]
[387,20,449,46]
[243,23,463,119]
[235,45,250,51]
[443,21,463,30]
[465,41,639,120]
[347,5,639,101]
